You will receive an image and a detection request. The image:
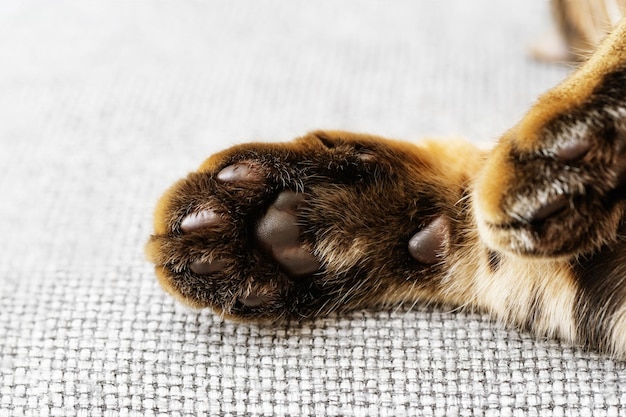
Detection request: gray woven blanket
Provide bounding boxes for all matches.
[1,0,624,415]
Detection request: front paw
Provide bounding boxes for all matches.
[145,133,352,321]
[146,131,469,321]
[474,52,626,257]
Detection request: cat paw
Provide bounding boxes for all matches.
[146,131,469,321]
[474,63,626,258]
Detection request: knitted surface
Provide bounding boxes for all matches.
[1,1,625,416]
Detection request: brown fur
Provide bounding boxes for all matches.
[475,18,626,354]
[146,132,484,321]
[147,19,626,357]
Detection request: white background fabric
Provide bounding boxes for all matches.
[1,1,624,416]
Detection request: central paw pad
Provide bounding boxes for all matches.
[255,191,321,276]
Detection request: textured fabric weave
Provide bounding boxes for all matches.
[1,1,625,416]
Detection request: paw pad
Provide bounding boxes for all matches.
[190,259,228,275]
[238,291,272,307]
[256,191,321,276]
[555,138,591,162]
[217,161,263,182]
[180,209,221,232]
[408,216,448,264]
[529,193,569,223]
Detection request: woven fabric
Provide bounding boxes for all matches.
[1,0,625,416]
